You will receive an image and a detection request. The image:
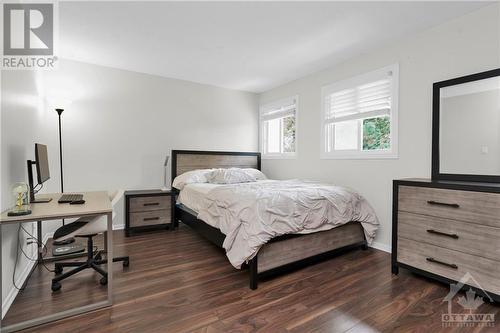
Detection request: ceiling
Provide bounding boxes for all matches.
[60,1,491,93]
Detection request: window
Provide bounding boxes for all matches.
[321,64,399,159]
[260,96,298,158]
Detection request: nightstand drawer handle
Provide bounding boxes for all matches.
[426,229,459,239]
[427,200,460,208]
[426,257,458,269]
[144,217,160,221]
[143,202,160,206]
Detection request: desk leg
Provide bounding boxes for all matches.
[37,220,43,262]
[106,212,113,305]
[103,231,108,253]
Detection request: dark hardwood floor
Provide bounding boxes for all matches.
[11,225,500,333]
[4,236,108,326]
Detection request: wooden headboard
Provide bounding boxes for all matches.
[171,150,261,184]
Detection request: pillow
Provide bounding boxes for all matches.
[172,169,213,190]
[207,168,256,184]
[243,168,267,180]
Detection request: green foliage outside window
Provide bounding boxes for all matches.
[283,116,296,153]
[363,116,390,150]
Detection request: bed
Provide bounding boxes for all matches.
[171,150,378,289]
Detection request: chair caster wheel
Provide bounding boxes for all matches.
[95,253,102,261]
[123,259,129,268]
[100,277,108,285]
[51,281,61,292]
[54,265,63,275]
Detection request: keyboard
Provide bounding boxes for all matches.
[58,194,84,203]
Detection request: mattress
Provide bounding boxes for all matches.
[178,180,274,213]
[177,182,221,213]
[177,179,379,268]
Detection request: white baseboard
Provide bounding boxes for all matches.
[113,224,124,230]
[369,241,391,253]
[1,257,34,319]
[2,233,52,319]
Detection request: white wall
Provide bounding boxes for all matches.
[1,70,45,316]
[259,4,500,251]
[1,60,258,312]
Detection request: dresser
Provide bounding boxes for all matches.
[124,189,174,236]
[392,178,500,301]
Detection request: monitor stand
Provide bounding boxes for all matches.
[32,197,52,203]
[27,159,52,204]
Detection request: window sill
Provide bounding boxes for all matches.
[320,152,399,160]
[262,154,297,160]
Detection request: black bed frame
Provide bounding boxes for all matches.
[171,149,367,289]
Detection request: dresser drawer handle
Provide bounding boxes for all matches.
[143,202,160,206]
[427,200,460,208]
[426,229,459,239]
[426,257,458,269]
[143,217,160,221]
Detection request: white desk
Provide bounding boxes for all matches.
[0,192,113,333]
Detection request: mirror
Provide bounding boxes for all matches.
[432,68,500,182]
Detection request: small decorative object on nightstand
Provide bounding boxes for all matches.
[124,189,173,236]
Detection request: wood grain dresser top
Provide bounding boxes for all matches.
[395,178,500,193]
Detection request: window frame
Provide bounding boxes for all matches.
[320,64,399,160]
[260,95,299,159]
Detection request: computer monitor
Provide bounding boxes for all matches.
[28,143,52,203]
[35,143,50,184]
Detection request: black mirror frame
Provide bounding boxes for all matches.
[432,67,500,183]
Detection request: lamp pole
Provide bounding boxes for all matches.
[55,108,64,193]
[55,108,65,229]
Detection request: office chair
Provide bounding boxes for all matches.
[51,191,129,292]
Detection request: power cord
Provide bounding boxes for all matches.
[12,224,25,291]
[11,222,56,291]
[19,224,55,273]
[12,224,48,292]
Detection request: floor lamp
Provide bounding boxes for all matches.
[53,108,75,246]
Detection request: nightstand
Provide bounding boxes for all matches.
[124,189,174,236]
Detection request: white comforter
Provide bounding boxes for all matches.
[191,180,379,268]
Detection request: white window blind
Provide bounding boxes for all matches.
[261,98,297,121]
[321,64,399,159]
[325,78,391,122]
